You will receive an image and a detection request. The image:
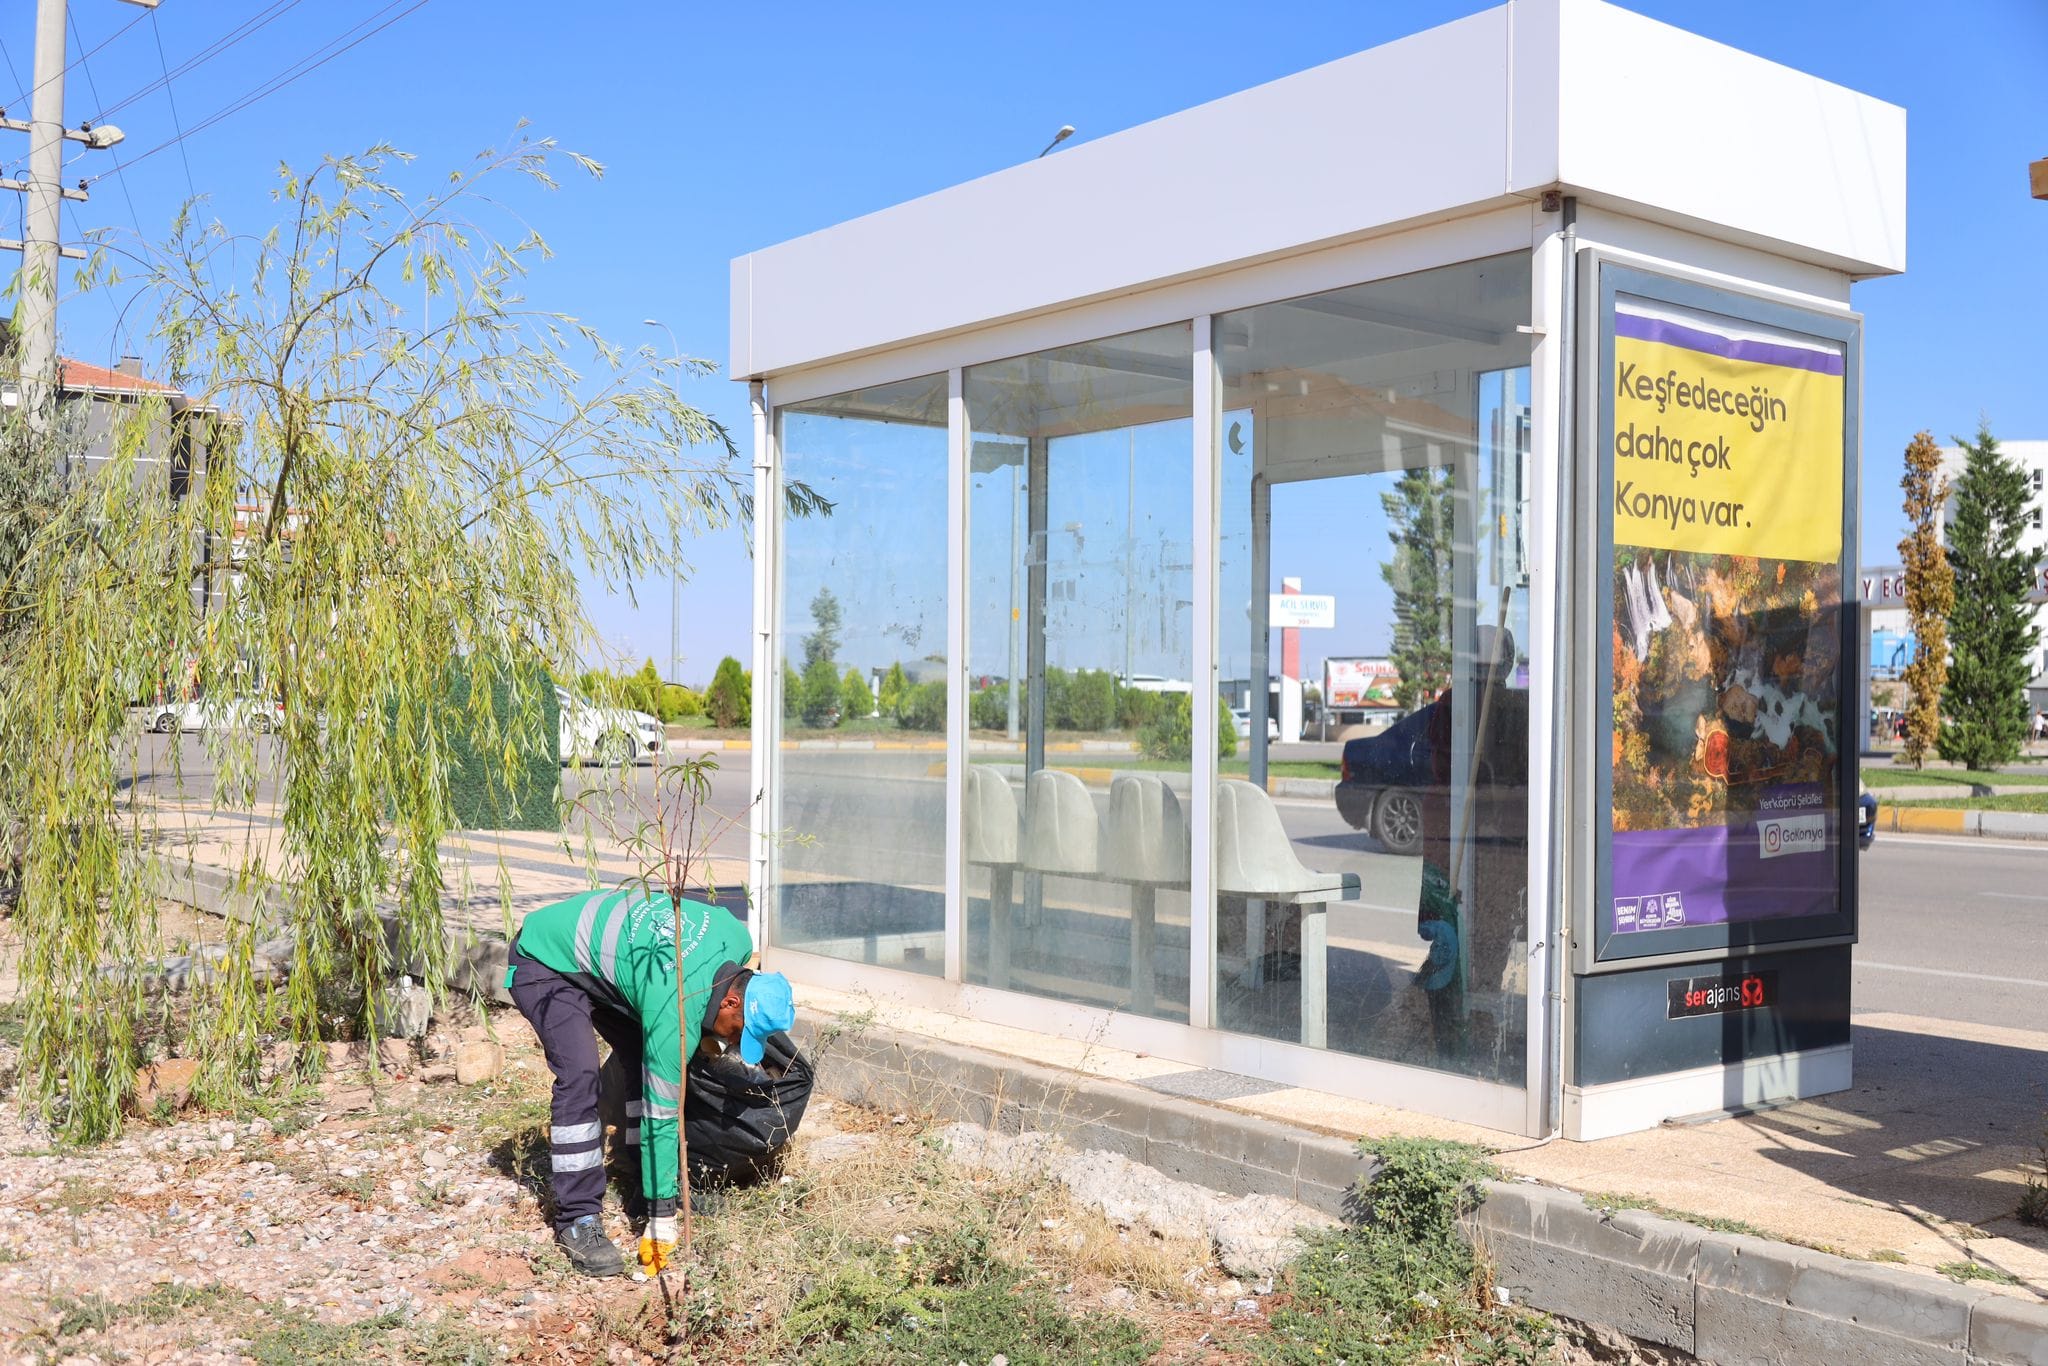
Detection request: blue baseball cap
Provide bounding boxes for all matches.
[738,971,796,1065]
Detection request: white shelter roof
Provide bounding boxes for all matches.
[731,0,1904,381]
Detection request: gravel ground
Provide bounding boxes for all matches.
[0,1006,705,1365]
[0,1004,1290,1365]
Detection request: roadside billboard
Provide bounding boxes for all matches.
[1592,267,1859,966]
[1324,656,1400,711]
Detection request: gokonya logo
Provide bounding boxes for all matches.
[1758,813,1826,860]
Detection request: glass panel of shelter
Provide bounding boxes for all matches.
[1215,254,1534,1085]
[775,374,951,976]
[964,324,1195,1020]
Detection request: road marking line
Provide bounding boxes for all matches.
[1878,834,2048,853]
[1858,960,2048,989]
[1980,891,2048,901]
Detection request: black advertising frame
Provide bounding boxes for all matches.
[1588,262,1861,969]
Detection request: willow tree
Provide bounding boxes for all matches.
[3,138,814,1141]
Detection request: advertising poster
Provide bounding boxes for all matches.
[1325,656,1401,711]
[1607,296,1845,937]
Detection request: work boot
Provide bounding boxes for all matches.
[555,1215,625,1277]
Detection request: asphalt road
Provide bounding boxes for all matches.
[125,734,2046,1037]
[1855,832,2048,1032]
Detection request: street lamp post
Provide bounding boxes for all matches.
[643,318,683,686]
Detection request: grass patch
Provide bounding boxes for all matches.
[1255,1137,1553,1364]
[1869,1249,1907,1263]
[52,1282,240,1337]
[1861,766,2048,789]
[1937,1260,2021,1286]
[783,1250,1154,1365]
[2019,1114,2048,1229]
[670,1118,1206,1361]
[244,1307,497,1365]
[1889,792,2048,813]
[1583,1191,1771,1238]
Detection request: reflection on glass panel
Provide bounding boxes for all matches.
[964,324,1196,1020]
[1215,255,1534,1084]
[776,375,950,976]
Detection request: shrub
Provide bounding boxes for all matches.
[970,683,1009,732]
[1064,669,1116,732]
[1257,1137,1552,1363]
[1040,667,1070,730]
[704,656,750,729]
[1117,686,1163,730]
[840,668,874,721]
[878,662,908,719]
[899,680,946,732]
[659,684,701,721]
[783,663,802,720]
[1138,694,1236,762]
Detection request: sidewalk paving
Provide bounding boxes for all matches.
[143,800,2048,1307]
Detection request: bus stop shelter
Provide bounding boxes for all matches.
[731,0,1904,1138]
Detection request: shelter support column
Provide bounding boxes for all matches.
[748,381,775,921]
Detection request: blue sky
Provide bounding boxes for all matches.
[18,0,2048,685]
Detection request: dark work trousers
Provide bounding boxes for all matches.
[506,947,644,1230]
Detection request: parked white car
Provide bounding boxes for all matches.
[143,696,283,735]
[1229,706,1281,743]
[557,687,664,766]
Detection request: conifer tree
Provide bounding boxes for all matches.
[1897,431,1953,767]
[1380,467,1454,709]
[1940,423,2037,770]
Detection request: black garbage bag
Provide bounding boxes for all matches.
[599,1033,814,1205]
[683,1033,814,1188]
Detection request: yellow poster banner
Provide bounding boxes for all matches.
[1612,305,1843,564]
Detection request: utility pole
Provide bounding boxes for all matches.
[19,0,68,412]
[642,318,685,684]
[2,0,137,419]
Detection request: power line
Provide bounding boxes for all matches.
[0,36,25,110]
[66,7,146,245]
[88,0,432,185]
[148,8,199,209]
[90,0,309,125]
[3,2,153,117]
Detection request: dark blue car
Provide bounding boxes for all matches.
[1338,702,1878,856]
[1335,705,1435,855]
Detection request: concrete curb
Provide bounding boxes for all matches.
[1873,784,2047,802]
[791,1012,2048,1366]
[146,858,517,1005]
[1882,806,2048,841]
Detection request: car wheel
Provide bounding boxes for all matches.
[1374,790,1424,856]
[600,732,634,767]
[152,711,174,734]
[251,713,273,735]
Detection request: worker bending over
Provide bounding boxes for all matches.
[506,887,796,1277]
